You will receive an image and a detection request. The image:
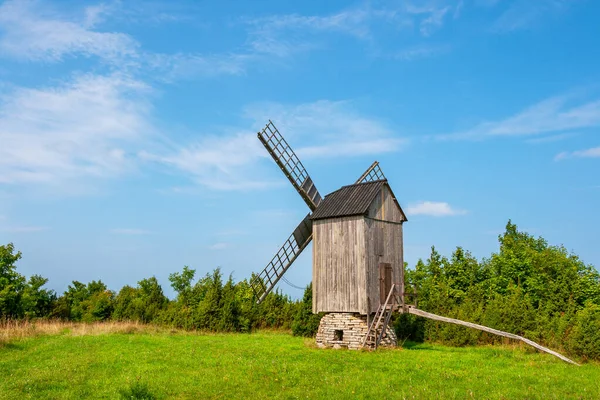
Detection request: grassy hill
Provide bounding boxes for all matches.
[1,322,599,399]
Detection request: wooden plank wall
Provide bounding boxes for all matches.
[312,215,367,314]
[312,185,405,315]
[364,217,404,314]
[367,185,405,223]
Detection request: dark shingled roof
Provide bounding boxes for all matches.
[310,180,387,220]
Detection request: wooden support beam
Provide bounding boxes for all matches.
[407,307,579,366]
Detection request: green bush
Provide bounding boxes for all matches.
[292,283,322,337]
[406,221,600,360]
[565,302,600,361]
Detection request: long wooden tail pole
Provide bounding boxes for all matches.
[407,308,579,366]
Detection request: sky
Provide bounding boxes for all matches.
[0,0,599,299]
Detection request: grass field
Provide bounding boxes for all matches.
[1,322,599,399]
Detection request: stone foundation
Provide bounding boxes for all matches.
[315,312,397,350]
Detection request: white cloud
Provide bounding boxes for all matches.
[415,6,451,36]
[0,0,138,63]
[245,3,457,59]
[244,100,407,159]
[245,100,408,159]
[406,201,467,217]
[145,52,251,81]
[0,1,253,79]
[208,242,229,250]
[555,146,600,161]
[0,225,48,233]
[215,229,247,236]
[297,138,407,159]
[439,94,600,140]
[0,73,153,186]
[249,3,457,39]
[491,0,571,33]
[145,100,406,191]
[111,228,153,235]
[393,44,451,61]
[246,9,374,42]
[525,132,577,144]
[139,133,280,191]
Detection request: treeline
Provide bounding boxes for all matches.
[0,243,319,335]
[396,221,600,361]
[2,221,600,360]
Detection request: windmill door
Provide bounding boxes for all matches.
[379,263,393,304]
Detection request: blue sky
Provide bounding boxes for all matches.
[1,0,599,299]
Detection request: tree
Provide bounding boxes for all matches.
[169,266,195,305]
[0,243,55,319]
[0,243,26,318]
[292,283,322,337]
[61,280,114,322]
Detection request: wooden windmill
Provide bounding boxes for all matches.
[249,121,577,364]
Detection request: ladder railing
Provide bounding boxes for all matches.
[362,284,396,349]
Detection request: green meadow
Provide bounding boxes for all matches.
[1,325,599,399]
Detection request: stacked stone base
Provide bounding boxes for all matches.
[315,312,397,350]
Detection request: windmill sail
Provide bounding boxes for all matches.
[250,157,390,303]
[257,121,322,211]
[250,213,313,303]
[356,161,386,183]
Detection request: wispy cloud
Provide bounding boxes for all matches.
[393,44,451,61]
[439,94,600,140]
[0,225,49,233]
[0,73,153,187]
[145,100,406,191]
[491,0,572,33]
[412,5,451,36]
[0,0,138,63]
[147,53,251,80]
[298,138,407,159]
[246,9,374,41]
[245,100,407,159]
[208,242,229,250]
[555,146,600,161]
[110,228,153,235]
[245,2,458,59]
[215,229,248,236]
[139,133,280,191]
[0,1,254,79]
[525,132,577,144]
[406,201,467,217]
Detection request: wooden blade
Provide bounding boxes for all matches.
[356,161,386,184]
[408,307,579,365]
[258,121,322,211]
[250,213,313,303]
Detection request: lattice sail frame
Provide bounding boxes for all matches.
[250,122,389,303]
[257,120,322,211]
[356,161,386,184]
[250,214,313,303]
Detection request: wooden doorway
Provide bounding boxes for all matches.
[379,262,393,304]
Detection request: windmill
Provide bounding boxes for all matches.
[249,121,578,364]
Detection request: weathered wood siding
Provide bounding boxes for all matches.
[312,185,405,315]
[367,185,405,223]
[364,218,404,313]
[312,215,367,314]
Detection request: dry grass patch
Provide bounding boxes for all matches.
[0,320,174,346]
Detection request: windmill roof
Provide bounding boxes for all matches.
[311,180,399,221]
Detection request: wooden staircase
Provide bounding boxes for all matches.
[362,284,397,349]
